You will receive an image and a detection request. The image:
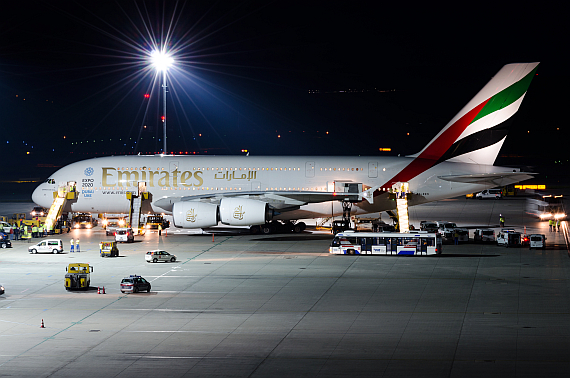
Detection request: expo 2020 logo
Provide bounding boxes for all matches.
[84,167,94,176]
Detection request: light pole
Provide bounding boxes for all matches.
[150,50,174,154]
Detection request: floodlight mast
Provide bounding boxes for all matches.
[150,50,173,154]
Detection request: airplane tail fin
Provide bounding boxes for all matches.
[409,62,539,166]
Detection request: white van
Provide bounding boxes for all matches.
[529,234,546,249]
[476,189,502,199]
[115,228,134,243]
[29,239,64,254]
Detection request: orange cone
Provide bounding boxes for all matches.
[41,319,45,328]
[212,233,215,242]
[102,286,106,294]
[97,287,101,294]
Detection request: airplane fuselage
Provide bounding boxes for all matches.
[32,154,509,219]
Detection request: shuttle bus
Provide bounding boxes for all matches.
[330,231,442,255]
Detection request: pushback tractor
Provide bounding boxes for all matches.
[65,263,93,290]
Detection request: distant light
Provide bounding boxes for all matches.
[407,132,410,136]
[144,94,150,98]
[277,135,281,138]
[379,148,391,152]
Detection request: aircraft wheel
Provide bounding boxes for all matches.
[262,225,273,234]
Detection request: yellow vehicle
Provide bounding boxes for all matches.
[72,213,96,229]
[145,214,170,231]
[65,263,93,290]
[100,241,119,257]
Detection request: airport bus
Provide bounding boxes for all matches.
[330,231,442,255]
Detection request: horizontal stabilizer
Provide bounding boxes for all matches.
[438,172,535,186]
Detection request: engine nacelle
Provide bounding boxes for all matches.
[172,201,219,228]
[219,198,272,226]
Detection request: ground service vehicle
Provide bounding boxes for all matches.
[28,239,63,254]
[53,219,71,234]
[31,206,48,217]
[100,241,119,257]
[145,250,176,263]
[476,189,502,199]
[420,221,439,233]
[145,214,170,231]
[120,275,151,293]
[529,234,546,249]
[115,228,134,243]
[103,218,125,236]
[65,263,93,290]
[0,221,13,233]
[474,229,495,242]
[72,213,95,229]
[330,231,442,255]
[332,220,352,234]
[497,230,521,247]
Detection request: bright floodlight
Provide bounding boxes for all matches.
[150,50,174,72]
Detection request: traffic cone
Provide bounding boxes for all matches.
[102,286,106,294]
[97,287,100,294]
[212,233,215,242]
[41,319,45,328]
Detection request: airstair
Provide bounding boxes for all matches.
[129,195,143,231]
[387,182,410,233]
[45,183,77,232]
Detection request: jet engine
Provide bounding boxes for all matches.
[219,198,273,226]
[172,201,219,228]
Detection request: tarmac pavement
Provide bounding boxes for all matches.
[0,197,569,377]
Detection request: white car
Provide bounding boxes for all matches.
[28,239,64,254]
[145,250,177,263]
[475,189,502,199]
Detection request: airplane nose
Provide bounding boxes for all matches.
[32,183,50,207]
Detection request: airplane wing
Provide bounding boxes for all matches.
[153,186,380,213]
[438,172,535,186]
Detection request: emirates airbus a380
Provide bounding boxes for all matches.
[32,63,539,232]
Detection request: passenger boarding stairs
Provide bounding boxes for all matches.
[45,185,73,232]
[129,196,143,231]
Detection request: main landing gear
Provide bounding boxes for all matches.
[249,221,306,235]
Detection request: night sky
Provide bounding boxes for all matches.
[1,1,567,186]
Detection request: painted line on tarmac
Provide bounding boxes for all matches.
[0,294,128,367]
[181,236,233,265]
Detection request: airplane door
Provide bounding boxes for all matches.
[368,162,378,178]
[305,161,315,178]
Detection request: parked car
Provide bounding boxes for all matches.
[529,234,546,249]
[28,239,63,254]
[145,250,177,263]
[0,238,12,249]
[474,229,496,243]
[475,189,502,199]
[120,275,151,293]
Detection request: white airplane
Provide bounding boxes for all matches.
[32,62,539,232]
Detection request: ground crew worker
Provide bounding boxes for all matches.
[32,225,38,238]
[14,226,19,240]
[549,219,554,232]
[499,214,505,228]
[38,224,43,238]
[70,238,74,253]
[158,223,162,236]
[454,229,459,245]
[556,219,561,232]
[76,238,80,253]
